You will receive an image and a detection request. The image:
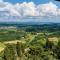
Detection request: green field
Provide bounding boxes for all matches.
[0,24,60,60]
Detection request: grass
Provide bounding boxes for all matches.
[0,42,5,52]
[0,29,59,52]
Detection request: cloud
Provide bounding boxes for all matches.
[37,2,57,16]
[14,2,37,17]
[10,2,60,17]
[0,1,60,22]
[0,0,3,2]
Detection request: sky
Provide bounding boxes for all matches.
[3,0,59,4]
[0,0,60,22]
[4,0,53,4]
[3,0,60,7]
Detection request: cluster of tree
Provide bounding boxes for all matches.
[0,30,27,42]
[0,33,60,60]
[24,24,60,33]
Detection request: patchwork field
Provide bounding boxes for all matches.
[0,23,60,60]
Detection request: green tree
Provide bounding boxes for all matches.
[44,33,54,50]
[54,40,60,59]
[4,44,17,60]
[16,42,25,60]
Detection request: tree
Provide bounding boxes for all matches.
[54,40,60,59]
[44,33,54,50]
[4,44,17,60]
[16,42,25,60]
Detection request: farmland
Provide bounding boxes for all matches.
[0,23,60,60]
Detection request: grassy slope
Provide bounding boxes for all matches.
[0,42,5,52]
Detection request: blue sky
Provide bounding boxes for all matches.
[3,0,60,8]
[4,0,53,4]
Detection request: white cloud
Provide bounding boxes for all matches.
[0,1,60,22]
[37,2,58,16]
[14,2,37,17]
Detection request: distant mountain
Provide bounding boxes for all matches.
[0,21,58,25]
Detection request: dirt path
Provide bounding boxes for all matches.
[4,40,26,44]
